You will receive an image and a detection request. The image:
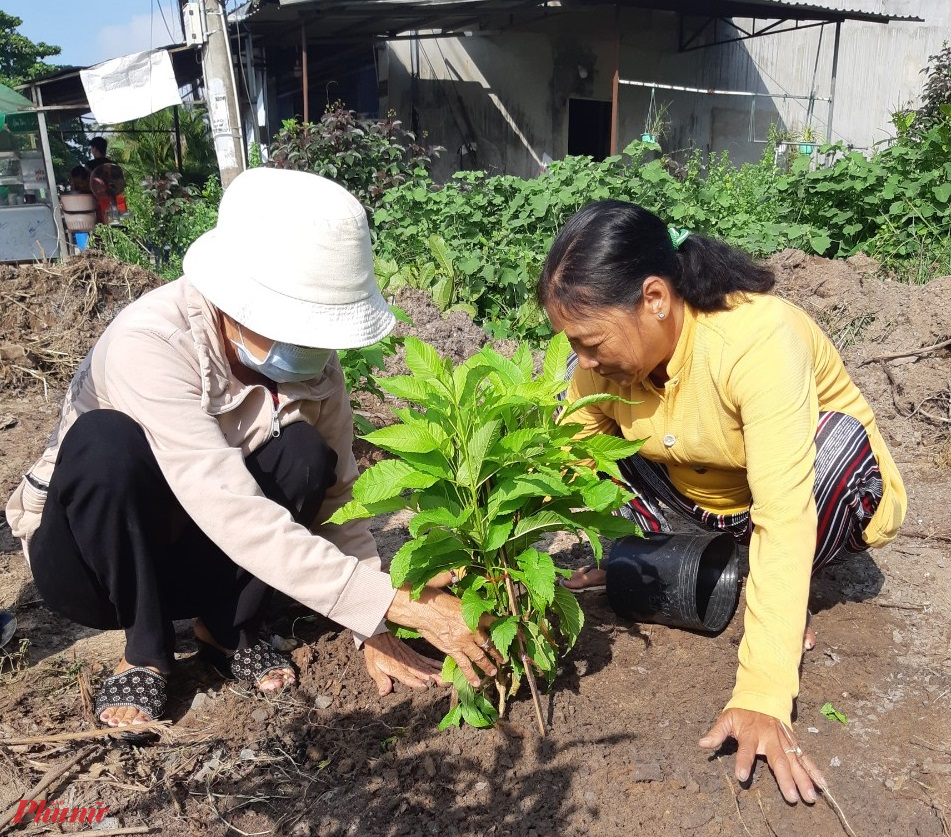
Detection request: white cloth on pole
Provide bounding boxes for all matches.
[80,49,182,124]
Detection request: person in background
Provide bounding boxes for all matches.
[539,199,905,805]
[69,165,91,194]
[85,136,114,174]
[6,168,500,734]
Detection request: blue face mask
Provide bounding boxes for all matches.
[232,326,334,383]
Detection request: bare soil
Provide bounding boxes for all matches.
[0,251,949,837]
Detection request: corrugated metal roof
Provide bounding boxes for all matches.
[231,0,922,38]
[730,0,922,22]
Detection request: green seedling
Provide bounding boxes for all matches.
[329,333,643,732]
[820,702,848,724]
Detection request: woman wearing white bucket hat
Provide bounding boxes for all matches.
[6,168,501,734]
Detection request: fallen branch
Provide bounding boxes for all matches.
[1,721,172,746]
[862,337,951,365]
[66,828,152,837]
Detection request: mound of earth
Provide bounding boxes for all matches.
[0,252,948,837]
[0,253,163,393]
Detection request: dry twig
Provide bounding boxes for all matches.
[719,761,754,837]
[756,790,781,837]
[0,745,95,831]
[779,722,857,837]
[862,337,951,365]
[1,721,172,746]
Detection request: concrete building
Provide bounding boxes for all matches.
[234,1,943,179]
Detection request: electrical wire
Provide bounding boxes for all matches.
[155,0,176,44]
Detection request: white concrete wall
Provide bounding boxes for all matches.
[733,0,951,152]
[385,1,950,180]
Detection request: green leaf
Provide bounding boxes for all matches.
[552,585,585,650]
[438,703,463,730]
[428,234,455,277]
[542,331,570,383]
[514,548,557,608]
[808,233,832,255]
[581,479,633,512]
[393,450,455,481]
[378,374,443,405]
[353,459,438,504]
[326,499,370,525]
[523,620,556,672]
[490,615,519,658]
[388,539,421,589]
[403,337,450,389]
[483,518,514,552]
[511,342,534,378]
[576,434,645,463]
[512,509,569,541]
[558,393,640,422]
[432,276,453,310]
[409,505,472,538]
[460,587,495,631]
[457,419,501,488]
[820,702,848,724]
[364,423,445,455]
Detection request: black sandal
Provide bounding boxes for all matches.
[93,666,167,741]
[197,638,296,689]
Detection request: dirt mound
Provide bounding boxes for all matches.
[769,249,951,455]
[0,253,163,394]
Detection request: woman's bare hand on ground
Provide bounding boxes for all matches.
[362,632,443,695]
[699,708,821,804]
[385,586,503,687]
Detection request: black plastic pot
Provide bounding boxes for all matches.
[0,609,16,649]
[605,533,741,633]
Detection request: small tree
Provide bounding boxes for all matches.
[0,11,60,88]
[329,334,643,732]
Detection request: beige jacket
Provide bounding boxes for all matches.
[5,278,395,638]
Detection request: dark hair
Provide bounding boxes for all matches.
[537,200,775,314]
[90,136,108,155]
[71,165,88,178]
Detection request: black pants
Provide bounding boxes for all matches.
[29,410,338,673]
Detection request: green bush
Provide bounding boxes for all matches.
[373,140,809,342]
[266,103,440,213]
[92,175,221,280]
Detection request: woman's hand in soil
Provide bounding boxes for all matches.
[362,631,443,696]
[699,708,819,804]
[385,587,503,687]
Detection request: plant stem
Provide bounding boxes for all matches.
[503,571,546,737]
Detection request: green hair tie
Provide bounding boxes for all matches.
[668,226,690,249]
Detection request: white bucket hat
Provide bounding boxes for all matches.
[183,168,394,349]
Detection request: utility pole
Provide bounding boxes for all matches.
[193,0,245,187]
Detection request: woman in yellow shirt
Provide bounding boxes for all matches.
[539,200,905,804]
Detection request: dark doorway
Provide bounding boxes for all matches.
[567,98,612,160]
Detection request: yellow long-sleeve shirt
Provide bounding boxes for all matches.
[567,292,905,724]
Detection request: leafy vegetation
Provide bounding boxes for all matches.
[338,306,410,436]
[267,103,440,213]
[328,334,643,729]
[0,11,60,88]
[91,175,222,280]
[106,105,218,187]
